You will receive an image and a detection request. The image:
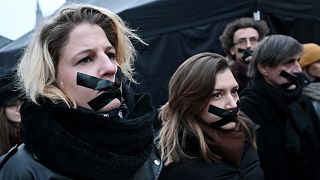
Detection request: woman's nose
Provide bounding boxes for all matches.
[225,94,238,110]
[98,54,117,79]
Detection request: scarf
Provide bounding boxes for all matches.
[251,74,304,151]
[249,74,320,178]
[21,93,155,180]
[197,121,246,167]
[233,60,249,93]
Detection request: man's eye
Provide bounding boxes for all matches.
[249,37,259,43]
[238,39,246,44]
[285,58,297,65]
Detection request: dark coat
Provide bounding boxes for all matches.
[229,59,249,94]
[0,144,162,180]
[158,135,264,180]
[240,75,320,180]
[0,85,162,180]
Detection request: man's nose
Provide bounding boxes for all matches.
[245,38,254,48]
[292,61,302,74]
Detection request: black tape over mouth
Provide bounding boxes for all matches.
[87,88,121,111]
[77,72,115,91]
[279,70,310,89]
[208,101,239,128]
[238,48,253,64]
[76,68,122,111]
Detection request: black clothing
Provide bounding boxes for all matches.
[0,86,162,180]
[158,124,264,180]
[303,81,320,119]
[229,59,249,94]
[0,69,22,106]
[240,74,320,180]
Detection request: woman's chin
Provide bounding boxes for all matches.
[220,122,236,130]
[98,98,121,112]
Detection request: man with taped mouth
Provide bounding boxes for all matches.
[219,17,270,93]
[0,4,162,180]
[240,35,320,180]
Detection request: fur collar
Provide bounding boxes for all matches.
[20,93,155,180]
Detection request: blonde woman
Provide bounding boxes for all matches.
[158,52,263,179]
[0,4,161,180]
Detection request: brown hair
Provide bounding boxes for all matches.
[0,101,22,155]
[158,52,256,165]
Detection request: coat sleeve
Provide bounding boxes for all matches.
[133,145,163,180]
[0,144,36,179]
[0,144,71,180]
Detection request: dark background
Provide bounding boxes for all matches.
[1,0,320,128]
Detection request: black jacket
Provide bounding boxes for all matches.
[0,86,162,180]
[0,144,162,180]
[158,132,263,180]
[240,75,320,180]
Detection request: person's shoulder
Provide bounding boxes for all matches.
[133,146,163,180]
[0,144,37,179]
[239,87,257,106]
[0,144,71,180]
[240,145,264,179]
[159,161,189,180]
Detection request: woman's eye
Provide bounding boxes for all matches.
[106,52,116,60]
[78,56,93,64]
[231,89,239,96]
[212,93,221,100]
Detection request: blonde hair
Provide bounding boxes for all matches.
[17,4,145,107]
[158,52,256,165]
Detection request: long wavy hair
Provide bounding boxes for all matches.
[0,100,22,155]
[158,52,256,165]
[17,4,145,107]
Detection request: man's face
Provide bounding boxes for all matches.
[306,61,320,80]
[260,54,303,90]
[230,28,259,64]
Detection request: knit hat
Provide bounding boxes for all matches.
[0,69,21,107]
[299,43,320,69]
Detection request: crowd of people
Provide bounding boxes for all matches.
[0,3,320,180]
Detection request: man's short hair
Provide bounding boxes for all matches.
[248,34,303,78]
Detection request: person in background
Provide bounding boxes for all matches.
[0,69,23,155]
[219,17,269,93]
[240,35,320,180]
[299,43,320,119]
[0,4,162,180]
[158,52,263,180]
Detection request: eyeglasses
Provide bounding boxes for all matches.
[233,37,259,47]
